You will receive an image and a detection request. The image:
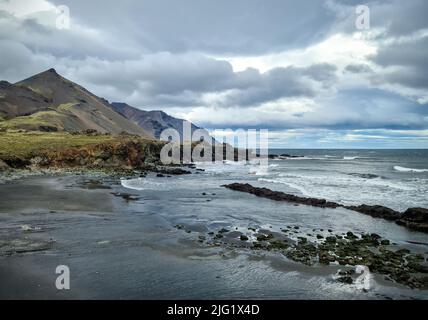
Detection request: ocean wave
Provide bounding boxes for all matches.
[258,178,309,195]
[343,156,359,160]
[394,166,428,173]
[121,178,177,191]
[121,178,146,190]
[348,173,380,179]
[279,156,326,160]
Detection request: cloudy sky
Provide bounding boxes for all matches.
[1,0,428,148]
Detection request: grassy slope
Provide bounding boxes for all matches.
[0,131,118,159]
[0,103,77,131]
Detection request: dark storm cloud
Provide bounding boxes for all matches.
[0,0,427,144]
[73,54,337,108]
[373,37,428,69]
[370,36,428,90]
[48,0,337,56]
[344,64,373,74]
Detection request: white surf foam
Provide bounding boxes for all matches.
[394,166,428,173]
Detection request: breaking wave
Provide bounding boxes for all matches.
[394,166,428,173]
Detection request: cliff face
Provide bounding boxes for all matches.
[35,140,164,170]
[0,131,164,171]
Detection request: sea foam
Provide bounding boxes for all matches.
[394,166,428,173]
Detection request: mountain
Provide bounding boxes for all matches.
[111,102,212,142]
[0,69,152,137]
[0,80,51,119]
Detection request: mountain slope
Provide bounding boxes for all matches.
[0,69,152,137]
[111,102,212,141]
[0,80,51,120]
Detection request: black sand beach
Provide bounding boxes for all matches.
[1,172,427,300]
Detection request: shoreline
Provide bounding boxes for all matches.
[0,173,427,299]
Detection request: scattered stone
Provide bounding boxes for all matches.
[256,234,274,241]
[345,231,358,240]
[111,192,140,201]
[174,223,428,289]
[337,276,353,284]
[156,167,191,175]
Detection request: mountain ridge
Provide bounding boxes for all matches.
[0,69,152,137]
[0,68,211,142]
[111,102,212,142]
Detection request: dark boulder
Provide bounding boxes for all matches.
[396,208,428,233]
[400,208,428,223]
[344,204,399,221]
[156,167,191,175]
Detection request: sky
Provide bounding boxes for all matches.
[0,0,427,148]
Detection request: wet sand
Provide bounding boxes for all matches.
[0,174,427,299]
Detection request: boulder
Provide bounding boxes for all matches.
[344,204,399,221]
[396,208,428,233]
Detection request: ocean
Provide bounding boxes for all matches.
[1,150,427,299]
[261,149,428,212]
[124,149,428,212]
[117,149,428,298]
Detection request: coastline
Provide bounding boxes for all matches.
[1,172,428,299]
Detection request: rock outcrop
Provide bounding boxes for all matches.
[223,183,428,233]
[396,208,428,233]
[35,139,163,170]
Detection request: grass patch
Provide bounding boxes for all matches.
[0,131,118,159]
[56,103,77,111]
[0,110,68,131]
